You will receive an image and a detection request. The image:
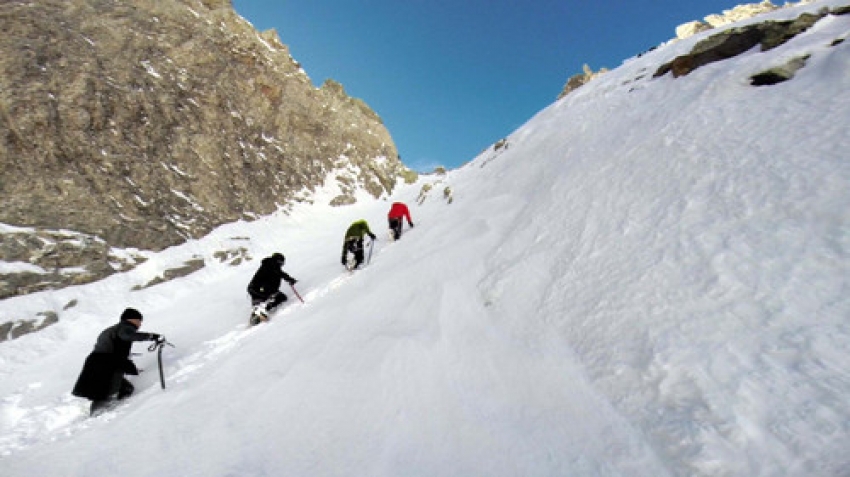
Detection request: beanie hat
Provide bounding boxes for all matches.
[271,252,285,264]
[120,308,143,321]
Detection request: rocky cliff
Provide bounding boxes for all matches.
[0,0,414,299]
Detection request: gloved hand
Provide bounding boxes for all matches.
[369,233,377,240]
[148,333,164,343]
[287,278,297,286]
[409,222,415,228]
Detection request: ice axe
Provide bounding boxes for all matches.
[290,283,304,303]
[148,338,175,390]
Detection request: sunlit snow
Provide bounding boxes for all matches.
[1,2,848,476]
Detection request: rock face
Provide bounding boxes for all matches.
[655,8,846,78]
[0,224,146,299]
[674,0,821,40]
[0,0,413,297]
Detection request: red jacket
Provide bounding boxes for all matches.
[388,202,412,224]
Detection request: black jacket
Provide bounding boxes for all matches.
[72,320,154,401]
[247,257,295,299]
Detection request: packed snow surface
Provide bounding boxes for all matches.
[1,2,849,475]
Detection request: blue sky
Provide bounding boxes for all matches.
[231,1,744,171]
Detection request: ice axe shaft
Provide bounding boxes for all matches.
[290,283,304,303]
[148,339,175,389]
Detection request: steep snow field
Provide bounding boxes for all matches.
[1,2,849,475]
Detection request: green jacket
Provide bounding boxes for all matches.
[342,220,375,255]
[342,220,375,266]
[344,220,374,241]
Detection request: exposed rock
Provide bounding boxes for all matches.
[557,64,609,99]
[131,256,205,290]
[0,225,147,299]
[0,311,59,343]
[834,5,850,15]
[704,1,782,28]
[750,54,810,85]
[675,1,822,40]
[443,186,453,204]
[0,243,249,343]
[0,0,415,298]
[655,11,826,78]
[416,183,433,206]
[213,246,251,266]
[416,178,454,206]
[477,138,512,169]
[628,0,827,86]
[676,21,713,40]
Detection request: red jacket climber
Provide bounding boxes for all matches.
[387,202,414,240]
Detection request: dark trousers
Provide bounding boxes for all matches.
[250,290,288,311]
[388,217,403,240]
[90,375,134,416]
[345,238,365,268]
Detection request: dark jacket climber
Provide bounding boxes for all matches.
[72,308,162,416]
[247,253,297,315]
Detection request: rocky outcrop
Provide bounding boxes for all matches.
[557,64,609,100]
[703,0,793,27]
[674,1,828,40]
[750,54,811,85]
[0,0,415,298]
[0,310,60,343]
[0,224,146,299]
[676,1,787,39]
[675,21,715,40]
[654,9,841,78]
[556,1,820,98]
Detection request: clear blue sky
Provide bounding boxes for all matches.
[231,1,743,171]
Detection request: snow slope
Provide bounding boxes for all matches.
[1,2,849,476]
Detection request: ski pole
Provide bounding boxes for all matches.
[290,283,304,303]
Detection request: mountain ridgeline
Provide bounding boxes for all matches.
[0,0,413,299]
[558,1,850,97]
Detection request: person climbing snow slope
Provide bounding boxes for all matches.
[387,201,414,240]
[72,308,164,416]
[247,252,298,324]
[341,219,376,270]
